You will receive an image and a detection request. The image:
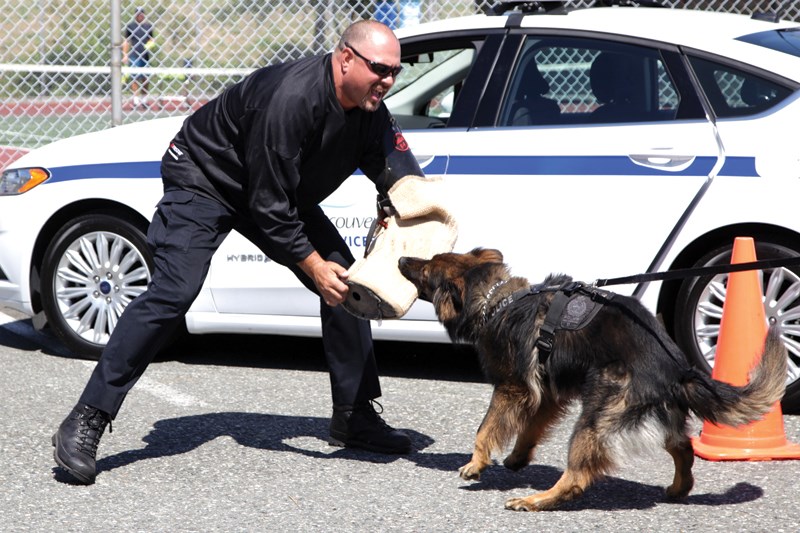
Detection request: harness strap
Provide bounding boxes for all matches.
[503,281,612,364]
[535,290,571,364]
[498,280,686,370]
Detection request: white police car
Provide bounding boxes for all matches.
[2,1,800,409]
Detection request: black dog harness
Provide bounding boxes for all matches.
[488,281,615,364]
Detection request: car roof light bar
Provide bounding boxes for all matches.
[487,1,568,16]
[751,10,783,23]
[485,0,667,16]
[592,0,666,7]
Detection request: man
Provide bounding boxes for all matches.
[123,7,155,109]
[53,20,417,485]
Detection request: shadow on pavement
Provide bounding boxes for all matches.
[52,410,764,512]
[0,313,484,383]
[164,333,484,383]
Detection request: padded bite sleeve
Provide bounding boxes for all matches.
[342,175,458,320]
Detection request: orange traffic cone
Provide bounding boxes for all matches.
[692,236,800,460]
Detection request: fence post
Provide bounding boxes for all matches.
[314,0,331,55]
[110,0,123,127]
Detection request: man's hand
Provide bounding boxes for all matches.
[298,251,349,307]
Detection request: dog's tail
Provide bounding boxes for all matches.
[681,324,787,427]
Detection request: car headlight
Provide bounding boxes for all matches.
[0,167,50,195]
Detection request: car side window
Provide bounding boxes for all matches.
[500,37,680,126]
[687,56,793,118]
[386,46,477,130]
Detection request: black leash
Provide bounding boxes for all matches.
[594,255,800,288]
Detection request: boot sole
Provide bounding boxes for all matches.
[51,433,95,485]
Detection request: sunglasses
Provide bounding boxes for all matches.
[345,42,403,79]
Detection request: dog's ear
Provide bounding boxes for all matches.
[470,248,503,264]
[433,278,465,322]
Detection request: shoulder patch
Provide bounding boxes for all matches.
[394,132,409,152]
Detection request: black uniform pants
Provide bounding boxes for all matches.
[79,189,381,418]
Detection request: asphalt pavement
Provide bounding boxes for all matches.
[1,310,799,532]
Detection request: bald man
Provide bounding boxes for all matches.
[53,20,419,485]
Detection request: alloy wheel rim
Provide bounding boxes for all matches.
[53,230,150,346]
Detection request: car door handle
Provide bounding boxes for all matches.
[628,154,695,171]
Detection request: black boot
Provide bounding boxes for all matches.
[52,403,111,484]
[329,400,411,454]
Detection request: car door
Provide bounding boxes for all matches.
[423,33,722,301]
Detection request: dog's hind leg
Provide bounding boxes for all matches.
[460,384,523,481]
[503,396,566,471]
[505,422,612,511]
[665,435,694,499]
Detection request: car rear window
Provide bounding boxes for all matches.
[688,56,793,118]
[736,27,800,58]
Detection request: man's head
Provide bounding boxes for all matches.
[333,20,402,112]
[135,7,145,22]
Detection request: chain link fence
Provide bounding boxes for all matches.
[0,0,794,166]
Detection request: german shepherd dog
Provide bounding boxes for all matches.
[398,248,787,511]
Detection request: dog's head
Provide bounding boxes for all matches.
[398,248,505,329]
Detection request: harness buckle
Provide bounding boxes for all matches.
[561,281,583,296]
[535,330,555,363]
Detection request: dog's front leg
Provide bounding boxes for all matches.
[505,415,611,511]
[503,396,565,471]
[459,385,517,481]
[459,424,493,480]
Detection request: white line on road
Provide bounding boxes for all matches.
[1,311,207,408]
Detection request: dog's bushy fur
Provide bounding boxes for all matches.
[399,248,788,511]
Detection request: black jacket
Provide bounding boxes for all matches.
[161,52,417,266]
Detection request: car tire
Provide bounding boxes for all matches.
[40,213,153,360]
[674,240,800,414]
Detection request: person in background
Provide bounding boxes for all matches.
[123,6,155,110]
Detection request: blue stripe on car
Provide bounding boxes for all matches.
[446,155,756,177]
[718,157,759,177]
[42,155,757,183]
[46,161,162,183]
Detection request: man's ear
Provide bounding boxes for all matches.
[341,47,356,73]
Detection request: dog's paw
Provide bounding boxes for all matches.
[665,479,693,500]
[458,463,482,481]
[504,497,541,512]
[502,454,529,471]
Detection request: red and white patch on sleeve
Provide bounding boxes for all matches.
[394,132,409,152]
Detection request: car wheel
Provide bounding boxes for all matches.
[40,213,153,360]
[674,240,800,413]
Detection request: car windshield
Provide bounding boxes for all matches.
[736,27,800,58]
